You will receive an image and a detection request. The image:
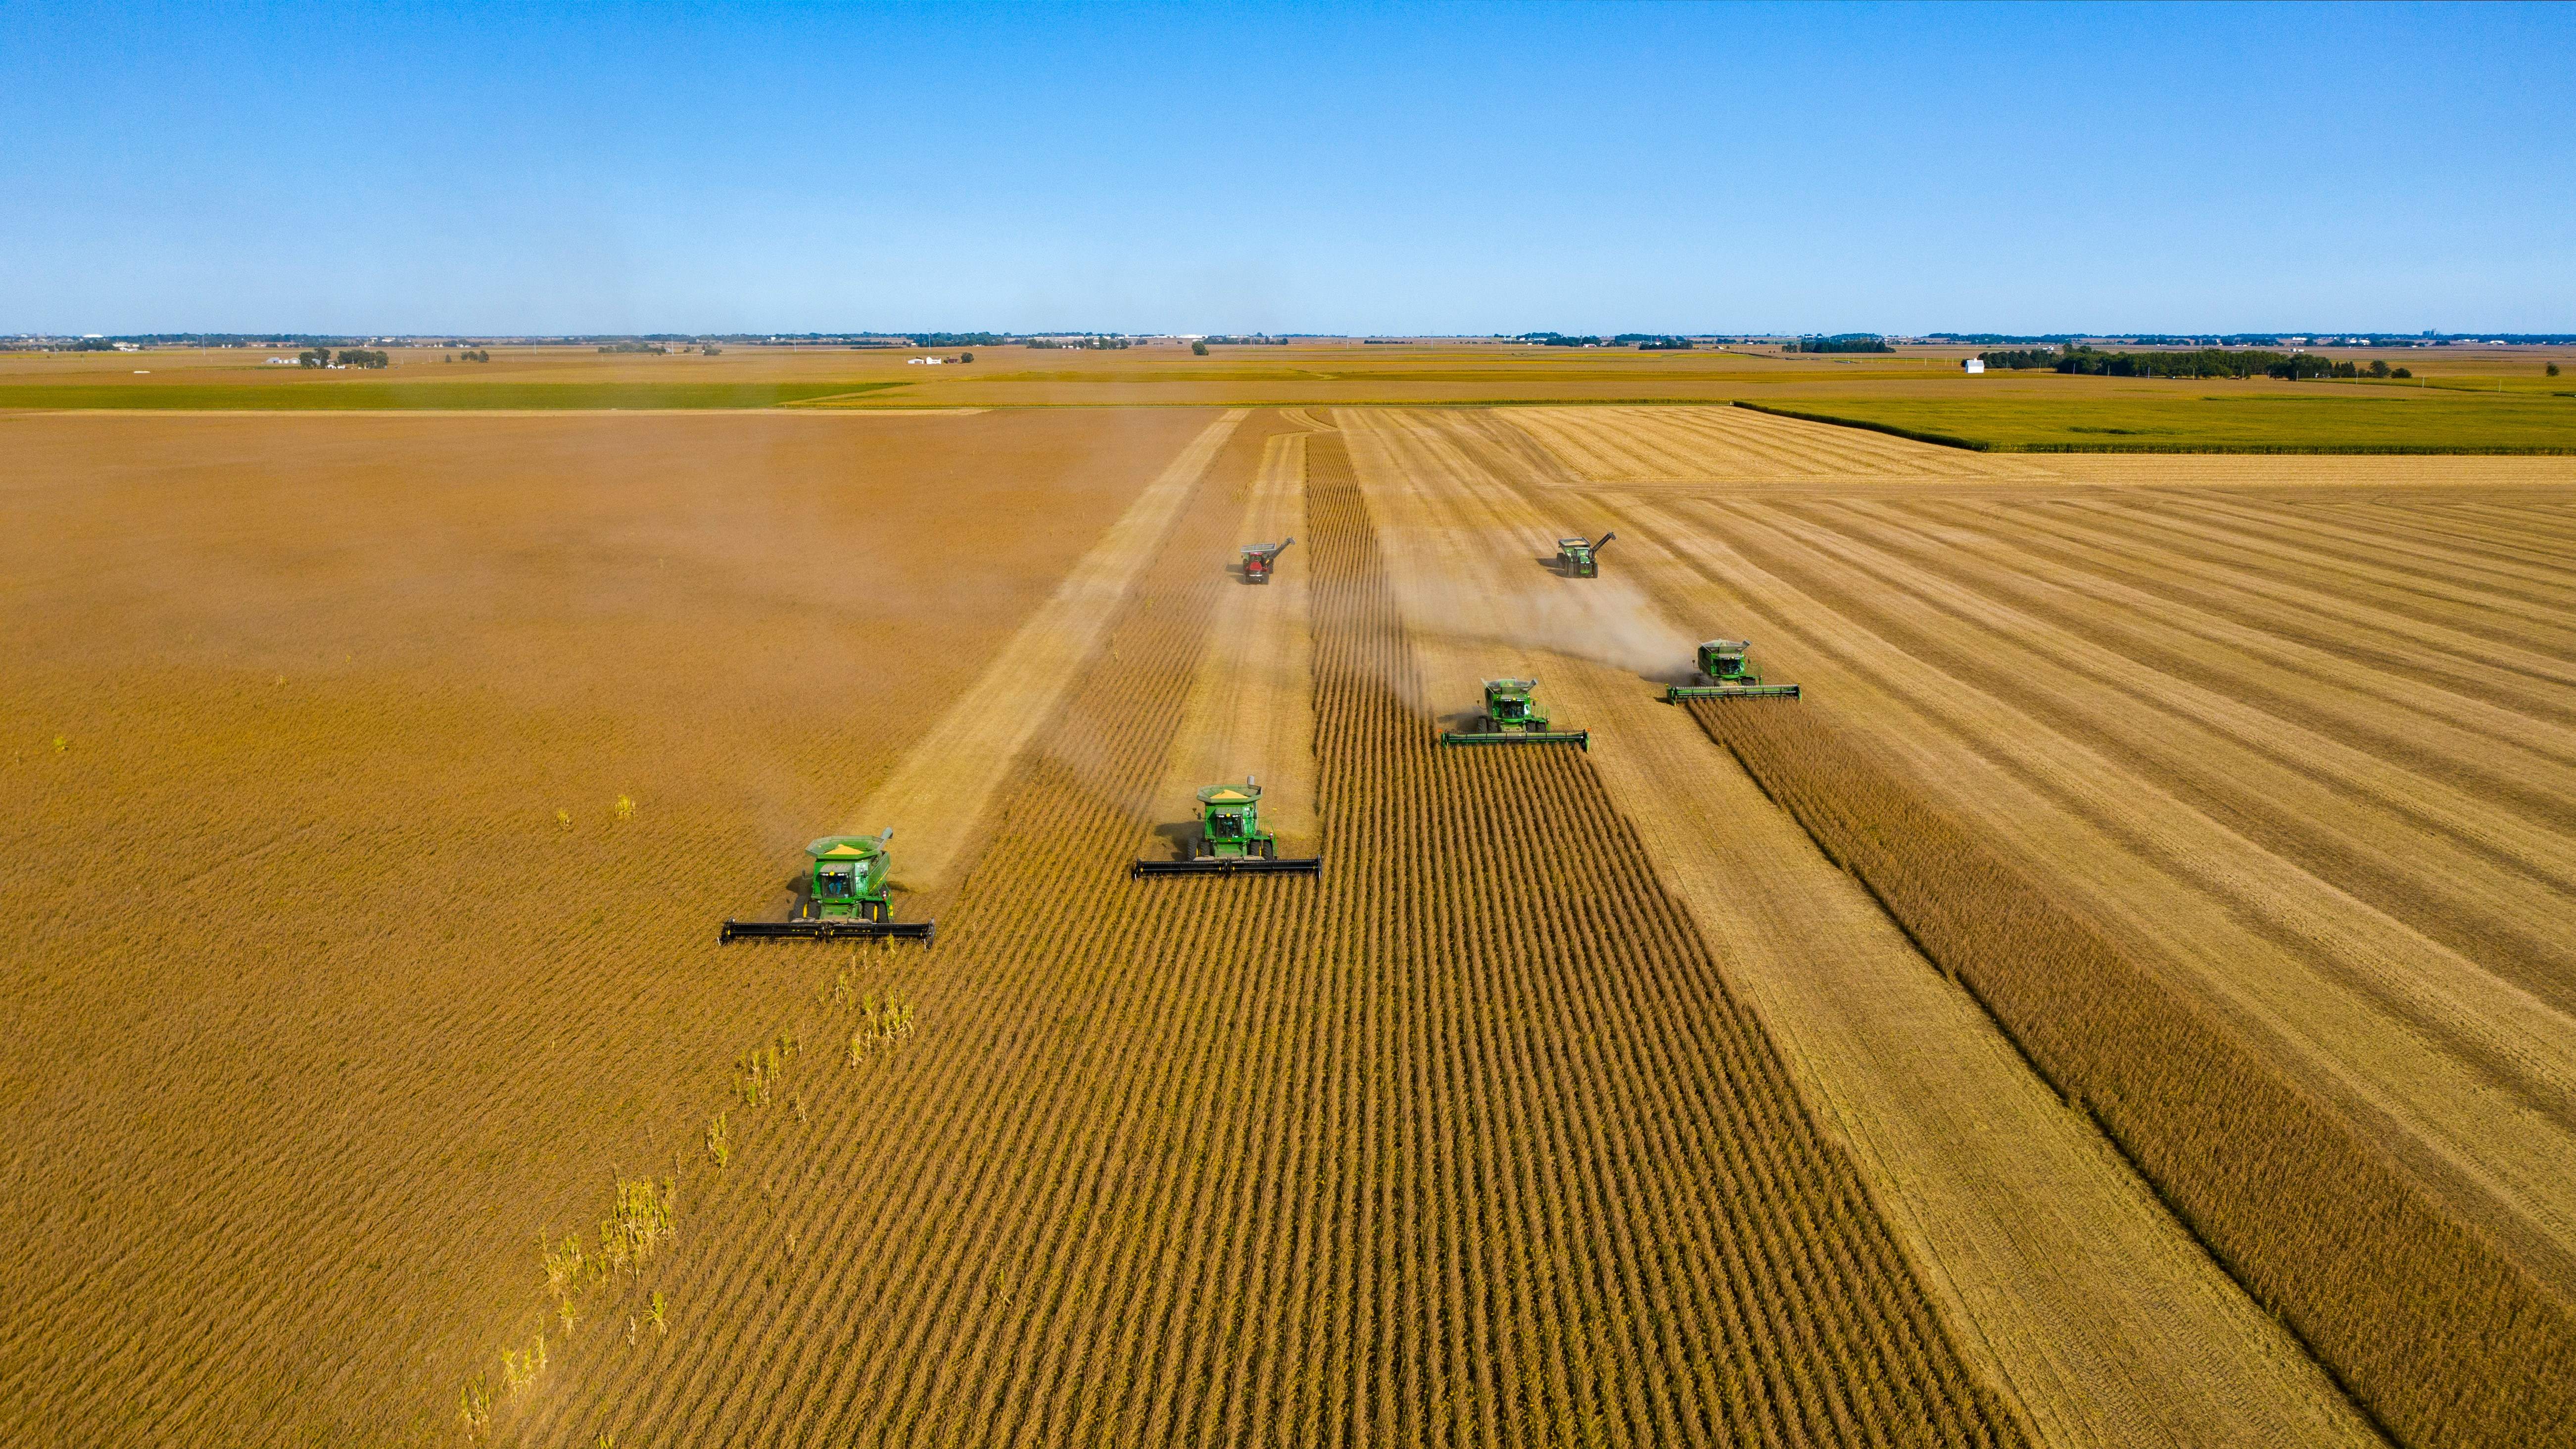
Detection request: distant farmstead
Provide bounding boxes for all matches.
[1961,358,1986,374]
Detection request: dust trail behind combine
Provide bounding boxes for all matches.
[852,409,1249,892]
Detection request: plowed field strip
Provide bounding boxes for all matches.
[1506,404,2060,485]
[518,414,2032,1449]
[1152,428,1319,850]
[2273,497,2576,577]
[1952,497,2576,720]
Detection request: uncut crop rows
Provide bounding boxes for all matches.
[518,419,2028,1448]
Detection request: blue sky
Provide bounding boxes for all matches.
[4,1,2570,336]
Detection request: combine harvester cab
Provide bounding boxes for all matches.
[721,828,936,942]
[1666,639,1801,702]
[1135,779,1322,877]
[1240,536,1294,583]
[1553,531,1615,579]
[1441,678,1591,749]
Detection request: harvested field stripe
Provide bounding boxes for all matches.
[850,406,1249,893]
[1357,409,2389,1449]
[1886,496,2576,764]
[1689,697,2576,1449]
[1150,428,1319,851]
[1607,486,2576,1294]
[2062,495,2576,645]
[1690,495,2576,1111]
[1975,496,2576,708]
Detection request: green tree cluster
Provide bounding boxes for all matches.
[1982,344,2413,381]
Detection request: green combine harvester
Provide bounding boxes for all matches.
[1440,678,1590,749]
[721,828,936,942]
[1134,779,1321,877]
[1666,639,1801,702]
[1554,531,1616,578]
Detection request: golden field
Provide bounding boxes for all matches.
[5,367,2576,1447]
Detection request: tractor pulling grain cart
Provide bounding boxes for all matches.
[1441,678,1590,749]
[1553,532,1616,578]
[1135,780,1321,877]
[721,828,936,942]
[1240,537,1294,583]
[1666,639,1801,702]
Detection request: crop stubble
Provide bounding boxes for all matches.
[510,417,2029,1448]
[1338,407,2381,1448]
[0,410,1231,1447]
[1481,403,2576,1446]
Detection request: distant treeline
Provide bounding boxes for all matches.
[300,347,389,369]
[1792,335,1892,354]
[599,341,668,354]
[1026,337,1131,350]
[1203,335,1290,345]
[1515,332,1697,349]
[1981,345,2411,380]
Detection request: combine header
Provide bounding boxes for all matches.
[721,829,935,943]
[1667,639,1801,702]
[1441,678,1590,749]
[1135,779,1321,877]
[1553,531,1616,578]
[1240,537,1295,583]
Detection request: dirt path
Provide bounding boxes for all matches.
[853,409,1249,893]
[1341,407,2385,1449]
[1150,427,1320,853]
